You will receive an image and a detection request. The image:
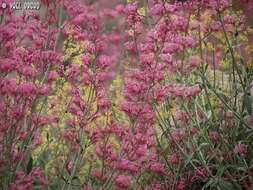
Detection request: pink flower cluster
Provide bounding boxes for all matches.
[0,0,252,189]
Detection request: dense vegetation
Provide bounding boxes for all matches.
[0,0,253,189]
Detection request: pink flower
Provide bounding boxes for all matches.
[162,42,183,54]
[37,85,52,96]
[125,3,138,14]
[11,106,25,119]
[224,15,235,25]
[86,43,96,54]
[195,167,209,181]
[98,55,111,69]
[115,175,132,189]
[47,71,58,82]
[97,97,111,112]
[71,13,86,25]
[30,167,47,185]
[234,142,247,157]
[10,168,47,190]
[33,132,42,146]
[140,53,155,66]
[175,110,188,124]
[124,41,137,53]
[151,4,165,16]
[191,127,198,136]
[160,53,173,64]
[210,21,222,32]
[116,4,125,14]
[189,56,201,69]
[145,183,162,190]
[209,131,220,143]
[82,54,91,66]
[103,9,118,19]
[17,83,37,96]
[176,178,186,190]
[125,3,141,25]
[0,58,18,72]
[170,153,180,165]
[171,128,185,142]
[136,145,147,157]
[117,159,139,173]
[91,169,106,181]
[18,66,37,78]
[149,162,165,175]
[65,119,76,128]
[184,86,201,98]
[172,16,188,31]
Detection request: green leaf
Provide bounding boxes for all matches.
[206,110,212,119]
[244,94,252,115]
[72,176,79,181]
[26,156,33,174]
[204,63,209,73]
[216,165,232,177]
[218,179,242,190]
[46,132,50,142]
[204,178,217,188]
